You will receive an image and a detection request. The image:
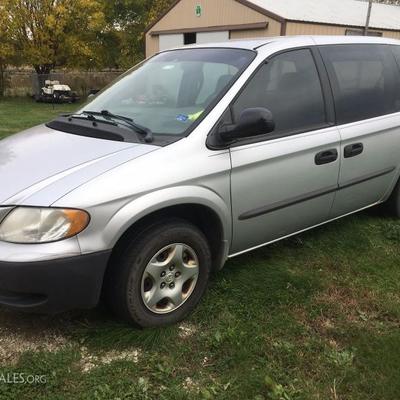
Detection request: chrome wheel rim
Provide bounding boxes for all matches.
[141,243,199,314]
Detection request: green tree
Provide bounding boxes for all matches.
[3,0,106,83]
[146,0,176,26]
[98,0,175,68]
[0,8,17,96]
[99,0,150,68]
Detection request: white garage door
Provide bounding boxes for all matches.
[197,31,229,44]
[159,34,184,51]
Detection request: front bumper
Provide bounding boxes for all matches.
[0,250,111,313]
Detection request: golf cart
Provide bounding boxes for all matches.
[36,80,79,103]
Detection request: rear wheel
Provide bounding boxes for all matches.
[105,219,211,327]
[386,179,400,217]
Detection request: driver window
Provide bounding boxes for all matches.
[232,49,327,135]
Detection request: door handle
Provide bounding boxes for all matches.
[344,143,364,158]
[315,149,338,165]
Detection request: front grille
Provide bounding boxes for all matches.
[0,207,13,224]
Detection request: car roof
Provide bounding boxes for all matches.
[180,35,400,52]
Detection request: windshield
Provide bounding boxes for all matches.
[80,48,255,137]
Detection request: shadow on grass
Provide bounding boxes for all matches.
[0,210,396,352]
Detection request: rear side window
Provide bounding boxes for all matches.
[232,49,327,135]
[320,45,400,124]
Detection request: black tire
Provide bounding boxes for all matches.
[385,178,400,217]
[105,219,212,328]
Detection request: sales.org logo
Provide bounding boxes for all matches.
[0,373,47,384]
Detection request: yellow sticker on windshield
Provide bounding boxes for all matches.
[188,110,204,121]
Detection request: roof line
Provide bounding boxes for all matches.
[285,18,400,32]
[150,22,268,36]
[144,0,286,34]
[234,0,286,23]
[144,0,182,34]
[144,0,400,36]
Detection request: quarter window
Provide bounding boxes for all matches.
[320,45,400,124]
[232,49,327,136]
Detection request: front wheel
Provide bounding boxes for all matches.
[105,220,212,327]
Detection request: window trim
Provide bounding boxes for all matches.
[207,46,335,149]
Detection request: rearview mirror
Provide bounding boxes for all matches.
[219,108,275,142]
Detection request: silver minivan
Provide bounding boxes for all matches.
[1,36,400,327]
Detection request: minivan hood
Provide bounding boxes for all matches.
[0,125,159,205]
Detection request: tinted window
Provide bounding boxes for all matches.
[320,45,400,124]
[232,49,327,135]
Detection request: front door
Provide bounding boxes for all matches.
[229,48,341,255]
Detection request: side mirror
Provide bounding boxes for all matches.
[219,108,275,142]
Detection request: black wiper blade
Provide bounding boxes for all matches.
[84,110,154,143]
[63,113,118,128]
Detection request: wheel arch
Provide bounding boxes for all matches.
[103,186,232,272]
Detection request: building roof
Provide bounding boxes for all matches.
[246,0,400,31]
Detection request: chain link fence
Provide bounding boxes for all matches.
[2,70,123,98]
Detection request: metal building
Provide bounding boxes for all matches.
[145,0,400,57]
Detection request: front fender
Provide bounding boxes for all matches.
[77,185,232,257]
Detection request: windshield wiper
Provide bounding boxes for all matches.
[63,112,118,128]
[83,110,154,143]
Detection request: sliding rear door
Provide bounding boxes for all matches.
[319,44,400,217]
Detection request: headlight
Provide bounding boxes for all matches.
[0,207,90,244]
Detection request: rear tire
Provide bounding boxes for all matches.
[385,178,400,217]
[105,219,211,328]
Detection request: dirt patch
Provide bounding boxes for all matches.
[182,376,200,393]
[0,330,68,365]
[0,307,105,365]
[0,310,70,365]
[79,346,141,373]
[178,323,197,339]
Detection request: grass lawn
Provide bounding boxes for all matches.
[0,97,80,139]
[0,98,399,399]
